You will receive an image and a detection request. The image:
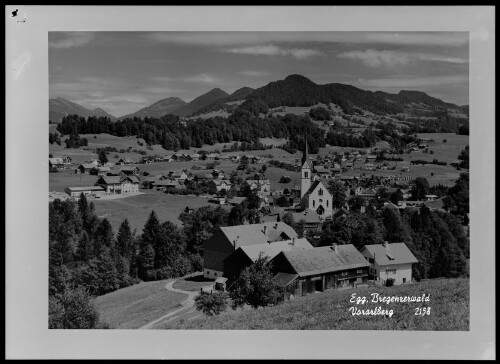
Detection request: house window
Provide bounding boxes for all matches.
[206,270,210,275]
[368,258,374,263]
[304,172,309,178]
[386,268,397,274]
[319,188,323,196]
[215,272,217,276]
[313,200,315,207]
[357,269,362,274]
[326,200,329,207]
[341,271,348,276]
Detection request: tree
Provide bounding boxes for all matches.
[194,291,229,316]
[246,189,261,210]
[49,287,103,329]
[457,145,469,169]
[389,189,404,204]
[327,181,347,208]
[261,165,267,173]
[98,149,108,165]
[228,204,246,226]
[116,219,133,259]
[229,254,282,309]
[410,177,430,201]
[275,195,291,207]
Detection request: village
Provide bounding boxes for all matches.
[48,138,461,309]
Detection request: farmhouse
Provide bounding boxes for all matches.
[169,170,188,181]
[227,196,247,206]
[65,186,104,198]
[203,222,298,279]
[364,163,374,171]
[49,157,71,170]
[77,163,95,174]
[154,178,182,191]
[245,178,271,196]
[210,179,232,192]
[117,158,132,165]
[270,244,370,300]
[95,175,140,194]
[365,154,377,163]
[361,242,418,285]
[223,238,313,283]
[119,166,140,175]
[91,166,111,176]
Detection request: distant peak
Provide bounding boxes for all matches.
[284,74,314,83]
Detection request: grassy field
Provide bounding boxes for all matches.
[94,279,187,329]
[92,192,223,232]
[167,278,469,330]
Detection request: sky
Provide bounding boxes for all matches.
[49,31,469,118]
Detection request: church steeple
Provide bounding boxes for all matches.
[301,137,309,166]
[301,136,311,198]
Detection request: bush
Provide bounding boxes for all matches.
[386,278,394,287]
[194,291,229,316]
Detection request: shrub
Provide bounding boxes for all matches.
[194,291,229,316]
[386,278,395,287]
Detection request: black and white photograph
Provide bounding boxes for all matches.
[6,5,495,360]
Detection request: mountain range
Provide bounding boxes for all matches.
[49,97,117,123]
[49,74,469,123]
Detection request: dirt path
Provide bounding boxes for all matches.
[139,280,205,329]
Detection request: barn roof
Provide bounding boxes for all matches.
[219,222,298,249]
[279,244,369,277]
[238,238,313,262]
[362,243,418,266]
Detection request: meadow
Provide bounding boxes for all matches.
[165,278,469,330]
[94,278,187,329]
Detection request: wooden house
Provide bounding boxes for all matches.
[203,222,298,279]
[270,244,369,300]
[223,238,313,283]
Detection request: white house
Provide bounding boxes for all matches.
[361,242,418,285]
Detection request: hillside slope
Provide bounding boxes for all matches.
[171,88,229,117]
[245,74,466,116]
[49,97,117,123]
[191,87,254,117]
[166,278,469,330]
[118,97,187,120]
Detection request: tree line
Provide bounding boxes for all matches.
[56,113,325,153]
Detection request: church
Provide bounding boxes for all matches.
[300,140,334,218]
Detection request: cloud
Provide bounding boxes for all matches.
[357,75,468,89]
[146,31,468,47]
[226,45,323,60]
[183,73,219,83]
[338,50,411,68]
[49,32,95,49]
[238,70,270,77]
[337,49,468,68]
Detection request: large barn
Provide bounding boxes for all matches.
[223,238,313,283]
[270,244,370,300]
[203,222,298,279]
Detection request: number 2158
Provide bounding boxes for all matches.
[415,307,431,316]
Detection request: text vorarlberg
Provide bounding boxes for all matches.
[348,293,431,318]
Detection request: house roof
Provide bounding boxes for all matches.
[237,238,313,262]
[227,196,247,205]
[154,179,180,186]
[291,210,321,224]
[79,163,95,169]
[97,176,121,184]
[66,186,104,192]
[49,158,64,164]
[122,175,140,183]
[272,272,299,287]
[304,179,330,197]
[279,244,369,277]
[120,166,138,172]
[362,243,418,266]
[219,222,298,249]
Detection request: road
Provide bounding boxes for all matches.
[139,279,213,329]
